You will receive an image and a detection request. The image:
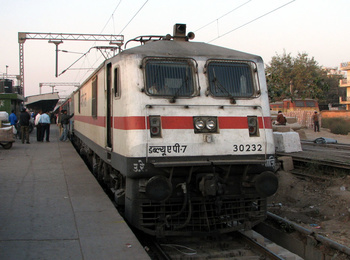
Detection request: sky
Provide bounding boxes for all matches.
[0,0,349,98]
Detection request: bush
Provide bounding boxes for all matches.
[321,118,350,135]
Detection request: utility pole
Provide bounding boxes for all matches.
[49,40,63,77]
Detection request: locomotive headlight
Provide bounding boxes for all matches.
[193,116,218,133]
[194,119,205,130]
[206,119,216,130]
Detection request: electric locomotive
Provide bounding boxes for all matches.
[71,24,278,237]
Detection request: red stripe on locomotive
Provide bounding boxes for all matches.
[75,115,272,130]
[75,115,106,127]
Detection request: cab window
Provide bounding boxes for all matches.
[207,61,256,98]
[145,59,196,97]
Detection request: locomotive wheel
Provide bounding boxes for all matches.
[1,142,13,149]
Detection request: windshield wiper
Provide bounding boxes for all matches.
[170,74,189,103]
[211,69,236,104]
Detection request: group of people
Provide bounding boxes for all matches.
[34,110,52,142]
[274,110,320,132]
[9,108,32,144]
[8,108,74,144]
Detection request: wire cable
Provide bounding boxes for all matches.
[71,0,145,83]
[207,0,296,43]
[99,0,122,34]
[118,0,149,34]
[194,0,252,33]
[64,1,123,83]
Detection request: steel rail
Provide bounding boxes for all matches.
[238,231,286,260]
[266,212,350,257]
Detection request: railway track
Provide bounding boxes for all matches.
[138,213,350,260]
[255,212,350,260]
[276,141,350,171]
[75,138,350,259]
[140,230,297,260]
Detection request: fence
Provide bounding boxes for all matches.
[285,110,318,129]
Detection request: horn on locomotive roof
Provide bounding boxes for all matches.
[124,23,195,47]
[173,23,195,41]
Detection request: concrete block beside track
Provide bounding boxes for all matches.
[273,132,302,153]
[278,156,294,171]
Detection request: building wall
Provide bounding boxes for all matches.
[339,62,350,110]
[285,110,317,128]
[0,93,24,115]
[0,98,11,114]
[321,110,350,119]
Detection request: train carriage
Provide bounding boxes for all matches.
[71,24,278,237]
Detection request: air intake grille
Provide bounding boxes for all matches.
[140,196,266,235]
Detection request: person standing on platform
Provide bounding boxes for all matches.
[9,110,17,126]
[312,111,320,132]
[35,110,42,141]
[39,111,51,142]
[9,110,18,138]
[59,110,74,142]
[19,108,31,144]
[57,110,63,136]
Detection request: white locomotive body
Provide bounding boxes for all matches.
[71,24,278,237]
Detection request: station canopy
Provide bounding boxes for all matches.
[25,92,59,112]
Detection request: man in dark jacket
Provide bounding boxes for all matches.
[59,110,74,142]
[275,111,287,125]
[19,108,31,144]
[312,111,320,132]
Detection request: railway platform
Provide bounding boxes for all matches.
[0,125,150,260]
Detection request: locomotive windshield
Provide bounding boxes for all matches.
[207,61,255,98]
[145,60,196,97]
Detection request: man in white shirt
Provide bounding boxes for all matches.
[38,111,51,142]
[35,111,42,141]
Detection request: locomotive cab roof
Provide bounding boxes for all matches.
[122,40,262,62]
[121,23,262,62]
[80,24,263,88]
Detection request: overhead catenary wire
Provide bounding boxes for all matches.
[99,0,123,34]
[194,0,252,33]
[74,0,149,83]
[207,0,296,43]
[118,0,149,34]
[73,0,123,83]
[67,0,294,84]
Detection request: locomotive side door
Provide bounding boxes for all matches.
[106,63,113,149]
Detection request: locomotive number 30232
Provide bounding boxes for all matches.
[233,144,262,152]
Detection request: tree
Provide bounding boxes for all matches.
[266,51,330,103]
[321,72,344,106]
